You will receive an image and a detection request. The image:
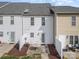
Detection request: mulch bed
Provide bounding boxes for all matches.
[7,43,29,57]
[48,44,61,59]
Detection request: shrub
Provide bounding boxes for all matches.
[21,56,32,59]
[0,56,18,59]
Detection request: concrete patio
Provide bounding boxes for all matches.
[27,44,49,59]
[0,43,15,57]
[64,51,79,59]
[27,44,60,59]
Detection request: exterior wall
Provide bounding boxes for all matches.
[56,14,79,38]
[0,15,53,44]
[0,15,22,43]
[22,16,53,44]
[55,14,79,58]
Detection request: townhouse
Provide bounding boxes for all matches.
[0,2,79,58]
[52,6,79,57]
[0,2,54,45]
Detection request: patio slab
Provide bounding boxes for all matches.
[41,53,49,59]
[64,51,79,59]
[27,44,49,59]
[0,43,15,57]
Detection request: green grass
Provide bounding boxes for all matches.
[21,56,32,59]
[32,54,41,59]
[0,56,32,59]
[0,56,18,59]
[0,54,41,59]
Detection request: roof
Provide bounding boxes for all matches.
[0,2,8,7]
[52,6,79,13]
[0,2,79,15]
[0,2,52,16]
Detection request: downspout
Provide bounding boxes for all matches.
[52,6,57,45]
[21,10,24,35]
[19,14,23,51]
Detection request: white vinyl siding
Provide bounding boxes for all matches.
[0,16,3,24]
[23,16,53,44]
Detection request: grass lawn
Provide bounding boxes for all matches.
[0,54,41,59]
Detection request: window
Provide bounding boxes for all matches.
[0,16,3,24]
[0,32,3,37]
[11,16,14,24]
[30,33,34,37]
[7,32,9,35]
[42,17,45,26]
[71,16,76,26]
[24,37,27,40]
[41,33,45,42]
[75,36,78,44]
[31,17,34,25]
[70,35,73,44]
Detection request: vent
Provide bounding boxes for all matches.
[24,9,29,13]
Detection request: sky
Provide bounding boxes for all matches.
[0,0,79,7]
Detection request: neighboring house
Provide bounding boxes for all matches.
[52,6,79,58]
[0,2,54,45]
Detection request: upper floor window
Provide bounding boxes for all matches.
[71,16,76,26]
[30,33,34,37]
[11,16,14,24]
[42,17,45,26]
[0,16,3,25]
[0,32,3,37]
[31,17,34,26]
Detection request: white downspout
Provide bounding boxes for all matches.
[19,14,24,51]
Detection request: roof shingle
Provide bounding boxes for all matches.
[52,6,79,13]
[0,2,52,15]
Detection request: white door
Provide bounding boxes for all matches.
[10,32,15,43]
